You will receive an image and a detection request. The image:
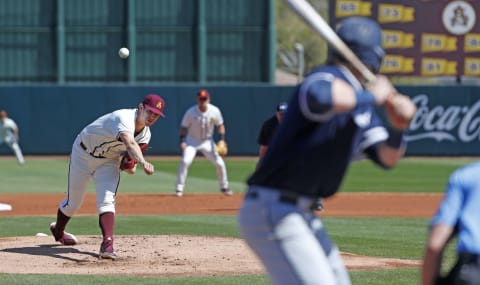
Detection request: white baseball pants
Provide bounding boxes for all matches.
[59,136,120,217]
[238,186,351,285]
[175,138,228,192]
[1,131,24,165]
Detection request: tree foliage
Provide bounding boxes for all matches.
[276,0,329,74]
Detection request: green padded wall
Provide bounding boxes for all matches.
[0,0,274,83]
[0,85,293,155]
[2,85,480,156]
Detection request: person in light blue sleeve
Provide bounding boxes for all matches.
[422,161,480,285]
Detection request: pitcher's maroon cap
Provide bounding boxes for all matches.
[143,94,166,117]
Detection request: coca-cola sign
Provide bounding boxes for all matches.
[407,94,480,143]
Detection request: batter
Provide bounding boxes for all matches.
[238,17,417,285]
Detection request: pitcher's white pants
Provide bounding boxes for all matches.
[1,132,24,165]
[176,139,228,192]
[238,186,351,285]
[10,142,24,165]
[59,136,120,217]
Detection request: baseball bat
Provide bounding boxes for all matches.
[285,0,377,83]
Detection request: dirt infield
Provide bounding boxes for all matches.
[0,192,442,217]
[0,193,441,276]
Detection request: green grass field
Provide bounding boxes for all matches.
[0,156,472,284]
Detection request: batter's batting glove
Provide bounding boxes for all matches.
[215,140,228,157]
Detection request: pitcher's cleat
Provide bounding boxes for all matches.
[99,238,118,260]
[220,188,233,196]
[49,222,78,246]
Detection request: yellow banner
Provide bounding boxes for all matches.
[422,34,457,52]
[336,0,372,17]
[465,34,480,52]
[380,55,415,73]
[421,58,457,76]
[382,30,415,49]
[464,58,480,76]
[378,4,415,23]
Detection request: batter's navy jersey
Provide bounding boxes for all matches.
[248,65,388,198]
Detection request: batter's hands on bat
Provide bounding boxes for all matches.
[366,75,397,106]
[384,94,417,130]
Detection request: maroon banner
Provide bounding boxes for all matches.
[329,0,480,77]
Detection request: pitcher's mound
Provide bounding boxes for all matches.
[0,235,420,276]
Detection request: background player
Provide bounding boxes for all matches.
[0,110,25,165]
[422,160,480,285]
[256,102,324,211]
[175,89,231,196]
[49,94,165,260]
[256,102,288,167]
[0,110,20,210]
[238,16,416,285]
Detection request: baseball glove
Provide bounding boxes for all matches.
[120,143,148,170]
[215,140,228,157]
[120,153,137,170]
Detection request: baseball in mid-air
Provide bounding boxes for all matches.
[118,47,130,59]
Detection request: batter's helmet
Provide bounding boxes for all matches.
[335,17,385,74]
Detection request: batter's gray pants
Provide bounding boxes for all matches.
[238,186,351,285]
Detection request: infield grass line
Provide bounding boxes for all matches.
[0,157,474,194]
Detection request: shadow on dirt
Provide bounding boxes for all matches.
[1,244,98,262]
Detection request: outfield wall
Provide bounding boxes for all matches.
[398,85,480,156]
[0,85,479,156]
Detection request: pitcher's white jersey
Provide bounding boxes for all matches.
[79,109,150,159]
[180,104,223,144]
[0,117,17,142]
[0,116,24,164]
